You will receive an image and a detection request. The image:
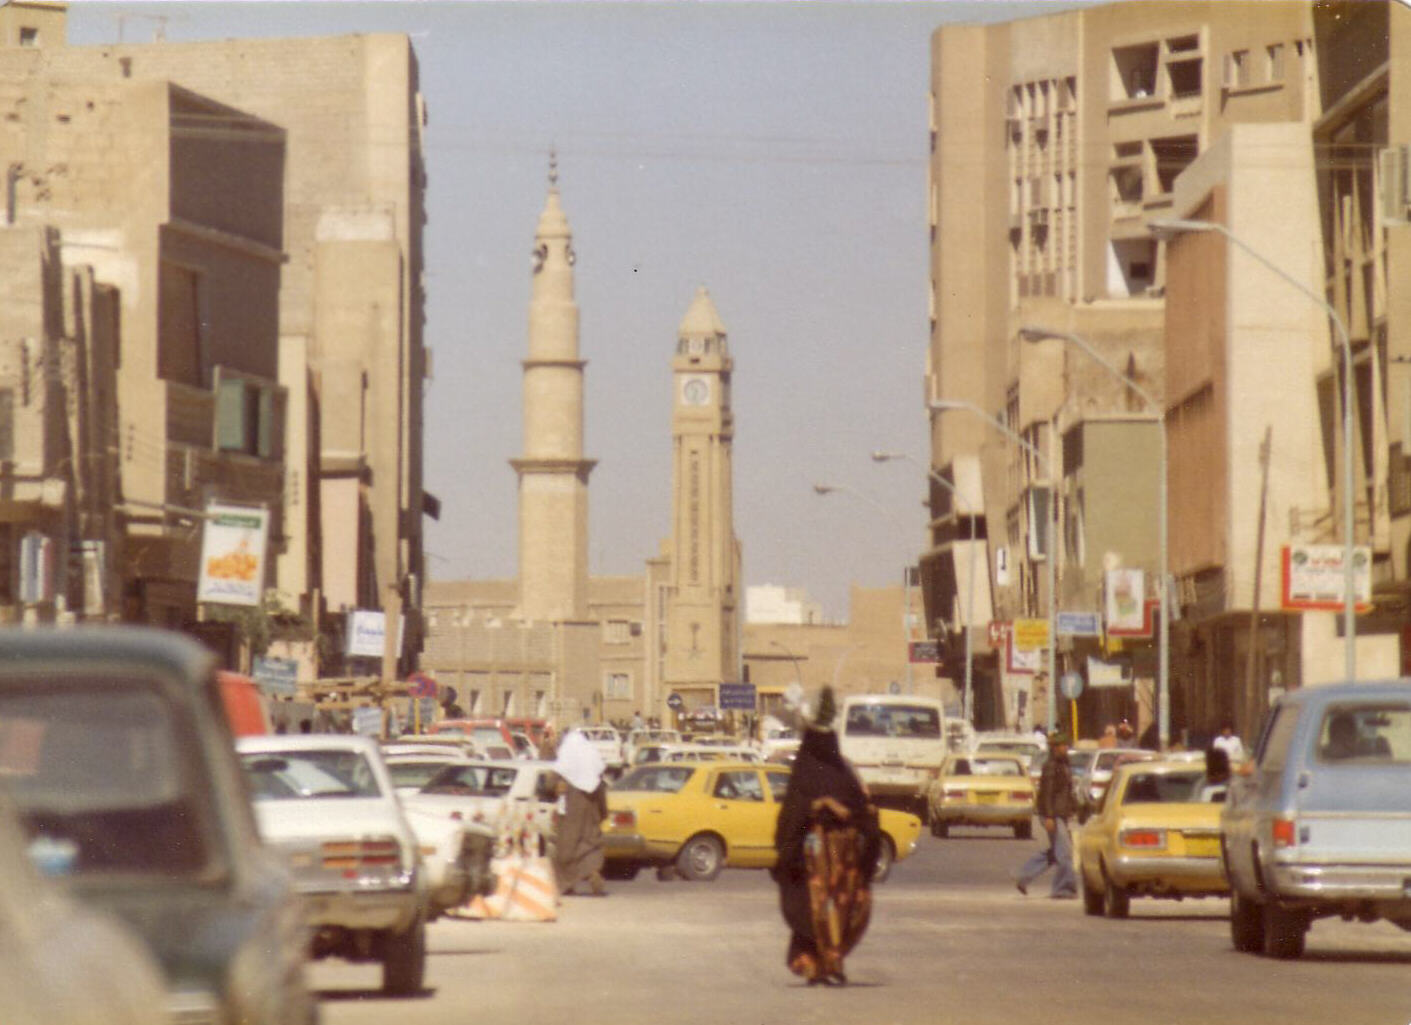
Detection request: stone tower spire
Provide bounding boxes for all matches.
[512,157,595,621]
[663,286,741,702]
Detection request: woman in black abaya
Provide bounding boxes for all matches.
[772,686,880,985]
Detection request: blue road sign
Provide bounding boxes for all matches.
[718,682,757,711]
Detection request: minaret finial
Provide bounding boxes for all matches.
[548,147,558,188]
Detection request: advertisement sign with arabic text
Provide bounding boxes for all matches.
[1281,544,1371,611]
[197,503,268,607]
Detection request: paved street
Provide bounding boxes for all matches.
[315,828,1411,1025]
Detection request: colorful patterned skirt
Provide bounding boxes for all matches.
[787,821,872,984]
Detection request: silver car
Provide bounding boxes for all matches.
[1222,681,1411,958]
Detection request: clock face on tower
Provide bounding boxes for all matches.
[681,375,711,406]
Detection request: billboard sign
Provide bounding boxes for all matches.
[718,682,757,711]
[1056,611,1101,637]
[1012,618,1049,652]
[1105,568,1146,635]
[909,640,941,664]
[1281,544,1372,611]
[196,503,268,607]
[252,655,299,697]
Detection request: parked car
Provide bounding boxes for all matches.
[0,627,315,1025]
[0,785,169,1025]
[661,743,763,764]
[1066,748,1100,821]
[1222,682,1411,959]
[972,731,1047,768]
[604,761,922,883]
[925,752,1034,839]
[385,735,485,759]
[1076,760,1227,919]
[237,734,430,994]
[402,759,561,840]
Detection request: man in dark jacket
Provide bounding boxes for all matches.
[1014,730,1078,898]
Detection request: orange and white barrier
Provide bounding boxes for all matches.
[460,854,558,922]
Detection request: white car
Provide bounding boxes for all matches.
[661,744,763,764]
[401,759,562,840]
[570,726,626,771]
[625,727,681,764]
[0,789,168,1025]
[237,734,432,995]
[384,751,476,797]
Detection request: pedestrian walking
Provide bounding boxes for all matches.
[1015,730,1078,899]
[772,685,880,986]
[552,729,608,896]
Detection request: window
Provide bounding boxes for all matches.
[1255,704,1299,773]
[1112,43,1159,100]
[214,368,285,460]
[1267,43,1285,81]
[1152,135,1198,193]
[1316,705,1410,763]
[1225,49,1251,89]
[1167,58,1203,98]
[158,262,203,386]
[604,673,631,700]
[1112,165,1143,204]
[18,26,37,46]
[712,770,764,802]
[604,620,630,644]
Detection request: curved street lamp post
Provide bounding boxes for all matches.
[929,399,1058,732]
[1150,217,1357,685]
[1018,325,1170,750]
[870,450,977,725]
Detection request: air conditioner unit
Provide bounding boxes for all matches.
[1379,145,1410,224]
[1028,208,1050,227]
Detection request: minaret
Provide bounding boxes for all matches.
[663,286,741,698]
[512,154,595,622]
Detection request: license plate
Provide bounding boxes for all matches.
[976,793,999,804]
[1185,836,1220,858]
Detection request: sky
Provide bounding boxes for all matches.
[69,0,1071,622]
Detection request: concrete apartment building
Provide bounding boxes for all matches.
[0,33,287,628]
[0,3,430,676]
[919,0,1394,739]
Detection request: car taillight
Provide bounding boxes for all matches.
[1272,817,1297,848]
[943,789,966,800]
[611,810,636,829]
[1119,829,1166,849]
[1010,791,1030,801]
[321,838,402,874]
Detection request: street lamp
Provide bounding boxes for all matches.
[1018,326,1170,750]
[871,450,977,725]
[1150,217,1358,684]
[813,482,918,694]
[929,398,1058,731]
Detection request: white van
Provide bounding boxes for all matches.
[839,694,946,822]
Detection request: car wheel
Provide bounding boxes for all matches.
[932,820,950,839]
[1102,866,1130,919]
[872,837,896,883]
[1230,890,1264,953]
[1013,820,1032,840]
[381,913,426,996]
[1262,902,1307,959]
[602,860,641,881]
[1080,870,1104,916]
[675,834,724,881]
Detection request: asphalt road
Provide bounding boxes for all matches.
[315,827,1411,1025]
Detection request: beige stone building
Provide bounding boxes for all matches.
[0,4,430,676]
[927,0,1410,742]
[0,34,286,628]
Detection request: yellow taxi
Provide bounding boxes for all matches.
[925,751,1035,839]
[1076,759,1228,918]
[604,761,921,883]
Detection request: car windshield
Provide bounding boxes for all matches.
[0,683,215,877]
[422,764,518,796]
[1121,770,1203,804]
[977,741,1042,757]
[240,749,383,799]
[1316,704,1411,763]
[613,766,694,793]
[843,703,941,739]
[1068,750,1098,773]
[387,760,458,789]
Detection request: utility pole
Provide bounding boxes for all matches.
[1245,427,1272,736]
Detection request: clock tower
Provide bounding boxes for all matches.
[663,287,741,707]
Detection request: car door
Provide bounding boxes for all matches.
[706,769,776,867]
